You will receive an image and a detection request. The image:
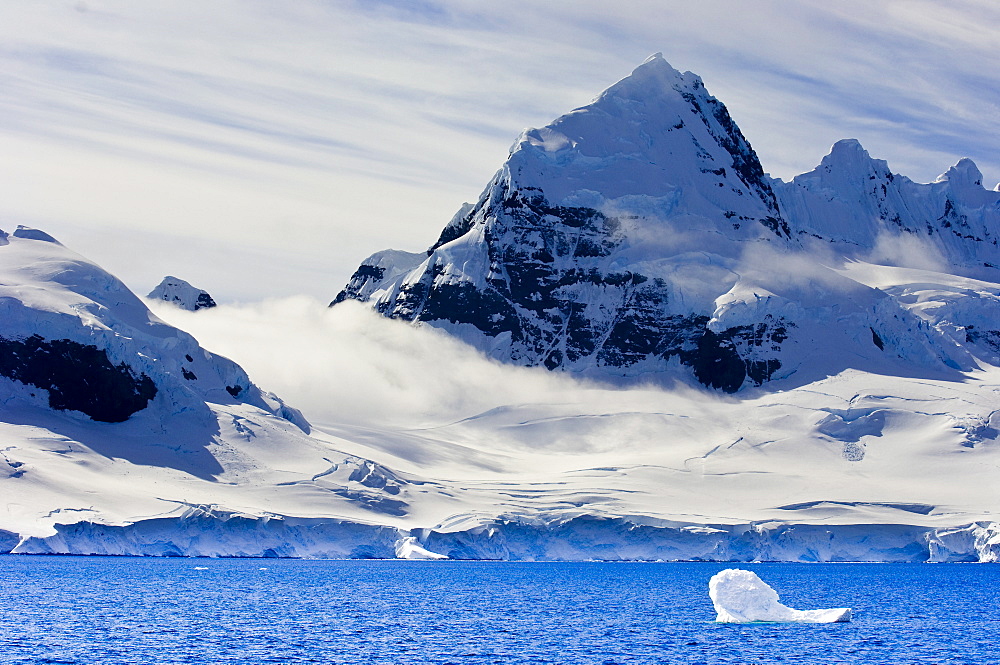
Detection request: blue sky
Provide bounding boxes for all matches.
[1,1,997,301]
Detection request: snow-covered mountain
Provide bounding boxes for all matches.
[334,54,1000,393]
[774,140,999,272]
[1,226,998,560]
[148,275,218,311]
[4,55,1000,563]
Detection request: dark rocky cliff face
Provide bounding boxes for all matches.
[678,81,789,239]
[342,180,787,392]
[0,335,157,422]
[195,292,217,310]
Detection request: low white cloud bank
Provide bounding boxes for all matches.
[734,240,873,302]
[865,230,950,273]
[148,297,605,428]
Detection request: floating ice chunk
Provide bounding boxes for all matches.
[709,569,851,623]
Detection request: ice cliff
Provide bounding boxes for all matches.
[8,513,1000,563]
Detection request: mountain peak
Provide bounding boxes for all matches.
[631,51,682,78]
[823,139,877,169]
[12,225,61,244]
[505,54,778,217]
[792,139,893,190]
[148,276,217,311]
[830,138,866,154]
[334,56,1000,393]
[597,52,701,106]
[936,158,984,188]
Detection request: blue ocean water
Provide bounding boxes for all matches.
[0,558,997,664]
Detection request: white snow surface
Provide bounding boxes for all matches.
[709,569,852,623]
[2,228,1000,560]
[4,55,1000,560]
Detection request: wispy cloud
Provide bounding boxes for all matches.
[1,1,997,302]
[148,297,614,429]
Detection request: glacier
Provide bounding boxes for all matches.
[3,54,1000,561]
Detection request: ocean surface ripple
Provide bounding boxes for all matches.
[1,558,996,664]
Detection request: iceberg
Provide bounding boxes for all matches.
[709,569,852,623]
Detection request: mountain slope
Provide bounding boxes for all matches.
[0,226,300,427]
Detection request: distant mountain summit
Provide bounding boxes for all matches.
[773,139,999,269]
[148,276,217,311]
[334,55,1000,391]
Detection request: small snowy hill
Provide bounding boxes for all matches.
[334,54,1000,394]
[0,226,299,426]
[0,226,439,554]
[148,276,217,311]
